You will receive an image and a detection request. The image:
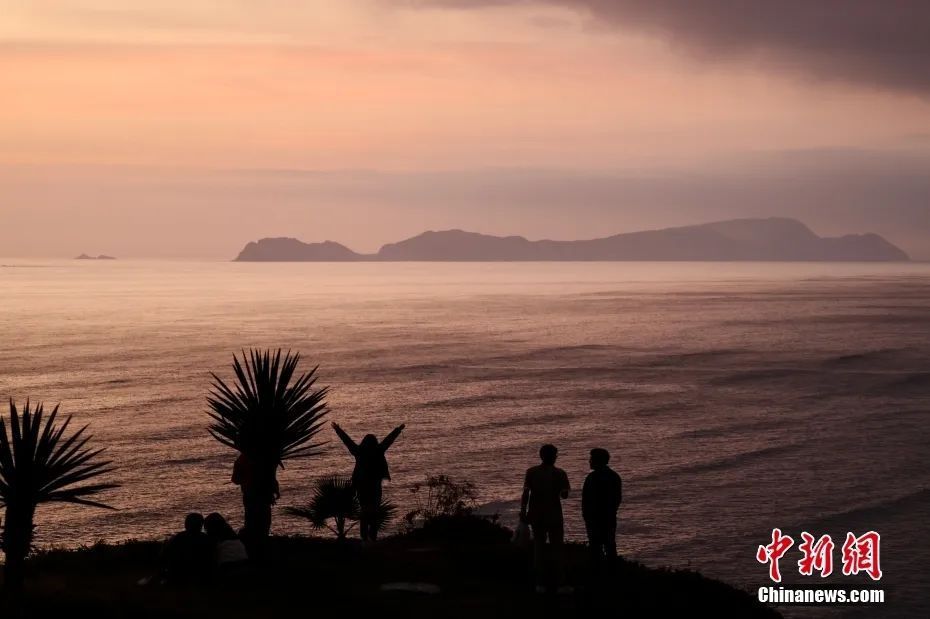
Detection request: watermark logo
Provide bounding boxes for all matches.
[756,528,794,582]
[841,531,882,581]
[757,529,882,582]
[798,532,834,577]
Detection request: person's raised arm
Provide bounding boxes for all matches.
[380,423,406,451]
[331,422,358,455]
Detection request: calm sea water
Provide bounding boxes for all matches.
[3,260,929,614]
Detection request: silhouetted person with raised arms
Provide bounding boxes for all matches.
[332,421,405,541]
[521,443,570,593]
[583,448,622,569]
[163,512,212,585]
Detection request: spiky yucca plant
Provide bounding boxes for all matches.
[287,476,395,540]
[0,400,117,590]
[208,349,329,544]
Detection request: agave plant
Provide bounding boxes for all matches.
[287,476,395,541]
[208,349,329,546]
[0,399,117,590]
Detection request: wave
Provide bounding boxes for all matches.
[870,372,930,396]
[671,418,788,440]
[645,348,749,367]
[103,378,134,385]
[420,393,518,409]
[525,344,621,354]
[821,348,909,367]
[672,443,803,476]
[709,368,818,385]
[455,411,576,432]
[730,313,930,326]
[872,408,930,419]
[456,366,632,381]
[797,488,930,531]
[790,313,930,325]
[477,344,639,365]
[420,384,671,408]
[636,443,804,483]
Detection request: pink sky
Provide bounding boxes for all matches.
[2,1,929,258]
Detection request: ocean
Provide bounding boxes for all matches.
[3,260,929,615]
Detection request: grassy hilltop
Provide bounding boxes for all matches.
[2,533,780,619]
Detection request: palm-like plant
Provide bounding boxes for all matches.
[208,349,329,546]
[287,476,395,541]
[0,400,117,590]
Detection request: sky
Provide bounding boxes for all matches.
[2,0,929,259]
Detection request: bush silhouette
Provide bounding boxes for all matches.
[0,399,117,591]
[287,476,396,540]
[403,474,507,544]
[404,474,478,526]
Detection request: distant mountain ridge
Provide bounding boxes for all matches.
[235,239,360,262]
[234,218,909,262]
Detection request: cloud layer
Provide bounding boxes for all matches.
[419,0,930,95]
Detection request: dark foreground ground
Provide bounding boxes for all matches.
[1,535,780,618]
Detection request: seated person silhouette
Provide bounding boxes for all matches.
[204,512,249,571]
[520,443,570,593]
[582,448,623,568]
[163,512,213,584]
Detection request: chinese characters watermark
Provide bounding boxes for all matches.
[757,529,881,583]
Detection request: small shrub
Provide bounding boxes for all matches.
[404,474,478,525]
[288,476,395,540]
[403,475,509,544]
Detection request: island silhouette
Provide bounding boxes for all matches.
[75,254,117,260]
[234,217,908,262]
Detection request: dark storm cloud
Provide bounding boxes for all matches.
[413,0,930,96]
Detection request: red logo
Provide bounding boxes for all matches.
[756,528,794,583]
[758,529,881,582]
[798,532,834,577]
[841,531,882,581]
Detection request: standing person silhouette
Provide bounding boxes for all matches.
[332,421,405,541]
[520,443,570,593]
[582,448,622,569]
[231,449,279,558]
